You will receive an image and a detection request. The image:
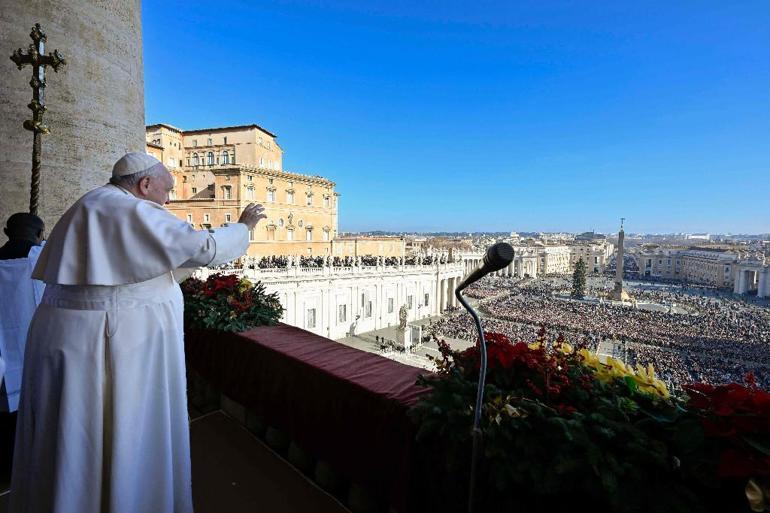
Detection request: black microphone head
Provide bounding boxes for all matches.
[483,242,514,273]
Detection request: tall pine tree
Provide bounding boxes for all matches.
[572,257,586,299]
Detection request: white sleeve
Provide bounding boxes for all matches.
[179,223,250,268]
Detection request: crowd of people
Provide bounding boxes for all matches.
[427,276,770,389]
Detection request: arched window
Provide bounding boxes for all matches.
[222,152,230,165]
[207,152,214,165]
[192,153,199,166]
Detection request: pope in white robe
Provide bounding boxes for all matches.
[10,153,266,513]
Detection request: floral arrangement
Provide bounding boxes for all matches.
[181,273,283,332]
[411,328,769,513]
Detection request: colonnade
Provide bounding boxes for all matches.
[734,266,770,298]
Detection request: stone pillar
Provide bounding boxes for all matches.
[757,269,769,298]
[1,0,145,237]
[449,277,457,307]
[439,279,445,312]
[737,270,747,294]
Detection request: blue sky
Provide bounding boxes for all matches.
[143,1,770,234]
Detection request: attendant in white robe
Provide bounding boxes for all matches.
[10,153,266,513]
[0,213,46,485]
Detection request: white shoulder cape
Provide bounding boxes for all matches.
[33,184,210,285]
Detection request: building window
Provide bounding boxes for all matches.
[223,136,227,144]
[306,308,316,329]
[407,295,413,309]
[192,153,199,166]
[186,213,193,223]
[287,191,294,204]
[259,157,264,167]
[323,229,329,241]
[324,196,331,208]
[203,214,210,223]
[207,152,214,165]
[222,152,229,165]
[338,304,346,323]
[225,213,231,223]
[306,194,313,206]
[191,187,197,194]
[388,298,394,313]
[267,189,275,202]
[424,293,429,306]
[279,218,284,227]
[249,228,255,241]
[365,301,372,318]
[222,186,232,200]
[246,187,254,200]
[182,175,188,183]
[306,229,312,241]
[247,174,253,181]
[287,229,294,241]
[207,138,212,146]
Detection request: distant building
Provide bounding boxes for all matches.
[686,233,711,241]
[568,241,615,274]
[629,246,767,291]
[575,231,606,241]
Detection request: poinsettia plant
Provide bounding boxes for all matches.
[181,273,283,332]
[411,328,766,513]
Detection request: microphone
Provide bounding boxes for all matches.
[453,242,514,513]
[456,242,514,293]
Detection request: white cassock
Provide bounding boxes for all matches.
[0,244,46,413]
[10,184,249,513]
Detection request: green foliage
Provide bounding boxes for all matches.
[572,257,587,299]
[181,273,284,332]
[409,332,751,513]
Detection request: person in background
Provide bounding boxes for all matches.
[0,212,46,485]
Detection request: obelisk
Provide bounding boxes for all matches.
[609,218,631,301]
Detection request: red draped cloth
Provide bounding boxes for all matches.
[185,324,430,511]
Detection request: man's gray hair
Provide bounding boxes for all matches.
[110,164,167,188]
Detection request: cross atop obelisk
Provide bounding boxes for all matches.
[10,23,66,215]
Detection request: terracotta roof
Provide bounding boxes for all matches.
[181,124,277,138]
[146,123,183,132]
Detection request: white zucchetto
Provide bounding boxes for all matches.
[111,152,165,178]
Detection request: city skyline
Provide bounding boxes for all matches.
[143,1,770,234]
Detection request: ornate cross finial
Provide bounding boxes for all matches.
[9,23,66,215]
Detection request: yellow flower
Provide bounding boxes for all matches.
[558,342,574,354]
[579,348,670,399]
[528,342,542,350]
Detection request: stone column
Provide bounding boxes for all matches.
[757,269,769,298]
[1,0,145,235]
[737,270,747,294]
[449,277,456,307]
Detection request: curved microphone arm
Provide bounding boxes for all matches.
[455,288,487,513]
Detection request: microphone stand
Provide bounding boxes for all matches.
[455,287,487,513]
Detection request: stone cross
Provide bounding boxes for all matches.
[10,23,66,215]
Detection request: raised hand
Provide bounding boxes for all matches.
[238,203,267,230]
